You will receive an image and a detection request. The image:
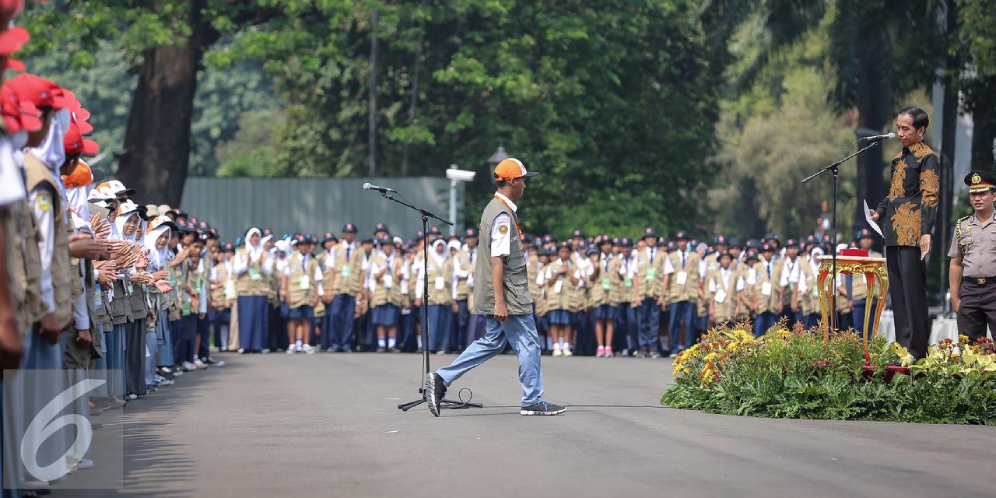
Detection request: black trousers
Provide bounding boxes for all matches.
[957,280,996,342]
[886,246,929,359]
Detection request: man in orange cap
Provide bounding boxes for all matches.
[425,158,565,417]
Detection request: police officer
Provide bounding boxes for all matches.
[949,170,996,342]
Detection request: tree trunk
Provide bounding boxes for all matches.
[117,0,216,206]
[368,9,379,177]
[401,0,427,176]
[854,46,887,241]
[938,0,960,301]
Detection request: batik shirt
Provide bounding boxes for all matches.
[875,141,940,247]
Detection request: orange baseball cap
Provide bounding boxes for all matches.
[61,159,104,188]
[493,158,538,181]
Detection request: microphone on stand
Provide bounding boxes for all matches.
[858,132,896,142]
[363,182,397,193]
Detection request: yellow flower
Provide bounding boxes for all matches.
[962,348,978,366]
[959,334,970,344]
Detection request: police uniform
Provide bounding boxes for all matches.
[948,171,996,341]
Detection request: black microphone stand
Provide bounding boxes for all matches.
[801,140,881,331]
[368,188,482,412]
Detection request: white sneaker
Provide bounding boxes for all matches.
[286,345,297,354]
[303,344,316,355]
[193,359,208,369]
[552,344,562,357]
[563,345,573,357]
[182,361,197,372]
[261,348,271,354]
[238,348,246,354]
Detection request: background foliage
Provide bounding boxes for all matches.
[15,0,996,241]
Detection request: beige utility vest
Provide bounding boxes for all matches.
[234,248,270,296]
[454,250,472,301]
[472,198,532,316]
[709,268,738,323]
[24,153,74,327]
[329,242,364,296]
[286,252,320,308]
[423,254,452,306]
[1,198,45,337]
[667,250,701,303]
[370,253,402,307]
[753,258,783,314]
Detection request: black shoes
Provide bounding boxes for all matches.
[424,372,446,417]
[520,401,567,416]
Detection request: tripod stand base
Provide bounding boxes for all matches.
[397,390,484,412]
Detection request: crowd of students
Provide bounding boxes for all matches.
[218,223,880,362]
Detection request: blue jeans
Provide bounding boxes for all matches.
[437,314,545,407]
[637,298,660,352]
[754,311,777,337]
[852,299,879,336]
[455,299,470,350]
[427,304,452,352]
[669,301,696,352]
[330,294,356,351]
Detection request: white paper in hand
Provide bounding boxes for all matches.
[864,200,884,238]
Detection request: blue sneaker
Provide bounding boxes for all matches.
[520,400,566,416]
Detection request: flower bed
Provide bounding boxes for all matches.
[660,322,996,424]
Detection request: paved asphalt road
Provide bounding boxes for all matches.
[66,351,996,498]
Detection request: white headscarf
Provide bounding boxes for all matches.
[145,225,172,271]
[26,108,70,200]
[113,208,140,242]
[430,239,446,268]
[244,227,263,260]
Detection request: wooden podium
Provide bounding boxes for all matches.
[816,253,889,359]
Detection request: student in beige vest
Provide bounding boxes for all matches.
[590,238,616,357]
[452,228,478,351]
[707,252,743,328]
[234,227,273,352]
[209,243,235,352]
[418,239,454,354]
[370,238,403,352]
[635,228,663,357]
[541,243,578,357]
[283,236,322,354]
[663,231,700,355]
[849,228,883,336]
[794,246,824,330]
[325,222,364,352]
[752,244,783,336]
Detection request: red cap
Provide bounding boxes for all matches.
[0,26,29,56]
[0,80,41,133]
[63,121,98,156]
[4,57,25,72]
[72,108,92,134]
[7,74,76,110]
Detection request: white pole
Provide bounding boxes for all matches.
[449,178,458,236]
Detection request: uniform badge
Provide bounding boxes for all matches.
[37,193,51,212]
[973,173,982,185]
[499,225,508,234]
